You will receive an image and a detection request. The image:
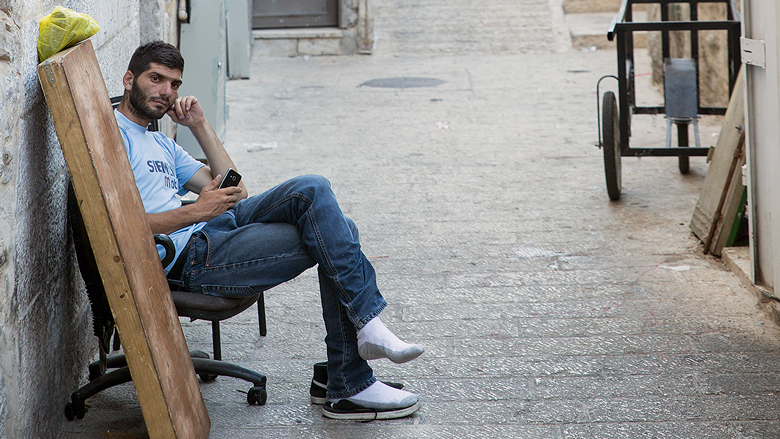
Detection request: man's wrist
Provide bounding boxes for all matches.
[186,118,211,137]
[182,200,209,224]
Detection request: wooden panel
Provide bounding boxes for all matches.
[37,41,210,439]
[690,66,745,256]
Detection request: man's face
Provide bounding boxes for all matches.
[127,62,183,120]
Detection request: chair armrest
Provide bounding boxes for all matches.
[152,196,197,267]
[154,234,176,267]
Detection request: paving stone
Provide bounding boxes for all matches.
[63,0,780,436]
[560,421,736,439]
[698,373,780,396]
[454,333,699,356]
[584,395,780,423]
[532,373,703,399]
[731,421,780,438]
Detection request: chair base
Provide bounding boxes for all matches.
[65,352,267,421]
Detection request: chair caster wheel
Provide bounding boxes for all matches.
[65,402,86,420]
[247,386,267,405]
[64,403,74,421]
[190,351,218,382]
[88,364,101,382]
[199,372,218,383]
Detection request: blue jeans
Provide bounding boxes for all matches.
[178,175,386,398]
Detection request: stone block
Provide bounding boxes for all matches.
[253,38,298,57]
[140,0,179,44]
[299,37,344,56]
[564,0,622,14]
[253,29,352,57]
[339,28,358,55]
[95,17,140,97]
[22,16,44,102]
[339,0,359,29]
[89,0,139,49]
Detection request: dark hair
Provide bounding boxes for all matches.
[127,41,184,76]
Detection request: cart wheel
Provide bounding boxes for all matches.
[602,91,622,200]
[677,121,690,174]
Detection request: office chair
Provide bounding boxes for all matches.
[64,98,268,421]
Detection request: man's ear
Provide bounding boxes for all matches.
[122,70,134,92]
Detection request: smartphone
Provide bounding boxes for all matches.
[218,168,242,189]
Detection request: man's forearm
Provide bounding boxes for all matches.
[168,95,247,197]
[190,120,237,180]
[147,203,208,235]
[187,119,248,199]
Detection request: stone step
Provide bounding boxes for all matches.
[564,0,621,14]
[567,11,647,50]
[252,28,354,57]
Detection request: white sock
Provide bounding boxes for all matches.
[334,381,419,410]
[357,316,424,363]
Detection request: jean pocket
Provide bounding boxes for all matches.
[189,233,209,266]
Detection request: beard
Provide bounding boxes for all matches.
[128,79,173,121]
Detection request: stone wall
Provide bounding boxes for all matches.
[0,1,175,436]
[647,3,731,108]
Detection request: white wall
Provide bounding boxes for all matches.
[743,0,780,293]
[0,1,175,436]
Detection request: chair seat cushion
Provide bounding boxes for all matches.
[172,289,260,321]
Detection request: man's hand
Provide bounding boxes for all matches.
[147,174,243,236]
[167,95,205,128]
[194,174,244,221]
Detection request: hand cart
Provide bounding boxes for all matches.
[596,0,741,200]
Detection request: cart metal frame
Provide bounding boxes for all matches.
[597,0,741,200]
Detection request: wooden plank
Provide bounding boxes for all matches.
[690,66,745,256]
[709,127,746,256]
[725,186,748,247]
[37,41,210,439]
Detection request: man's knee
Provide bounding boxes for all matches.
[290,175,357,238]
[283,174,338,205]
[292,174,331,193]
[345,217,359,241]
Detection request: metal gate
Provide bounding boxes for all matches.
[252,0,338,28]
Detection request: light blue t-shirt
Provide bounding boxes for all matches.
[115,109,206,273]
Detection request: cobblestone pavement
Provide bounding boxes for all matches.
[62,0,780,438]
[373,0,571,55]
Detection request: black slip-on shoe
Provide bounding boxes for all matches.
[322,399,421,420]
[310,380,329,404]
[310,361,405,404]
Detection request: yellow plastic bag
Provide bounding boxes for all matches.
[37,6,100,61]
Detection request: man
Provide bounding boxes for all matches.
[115,41,424,420]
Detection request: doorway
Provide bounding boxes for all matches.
[252,0,339,28]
